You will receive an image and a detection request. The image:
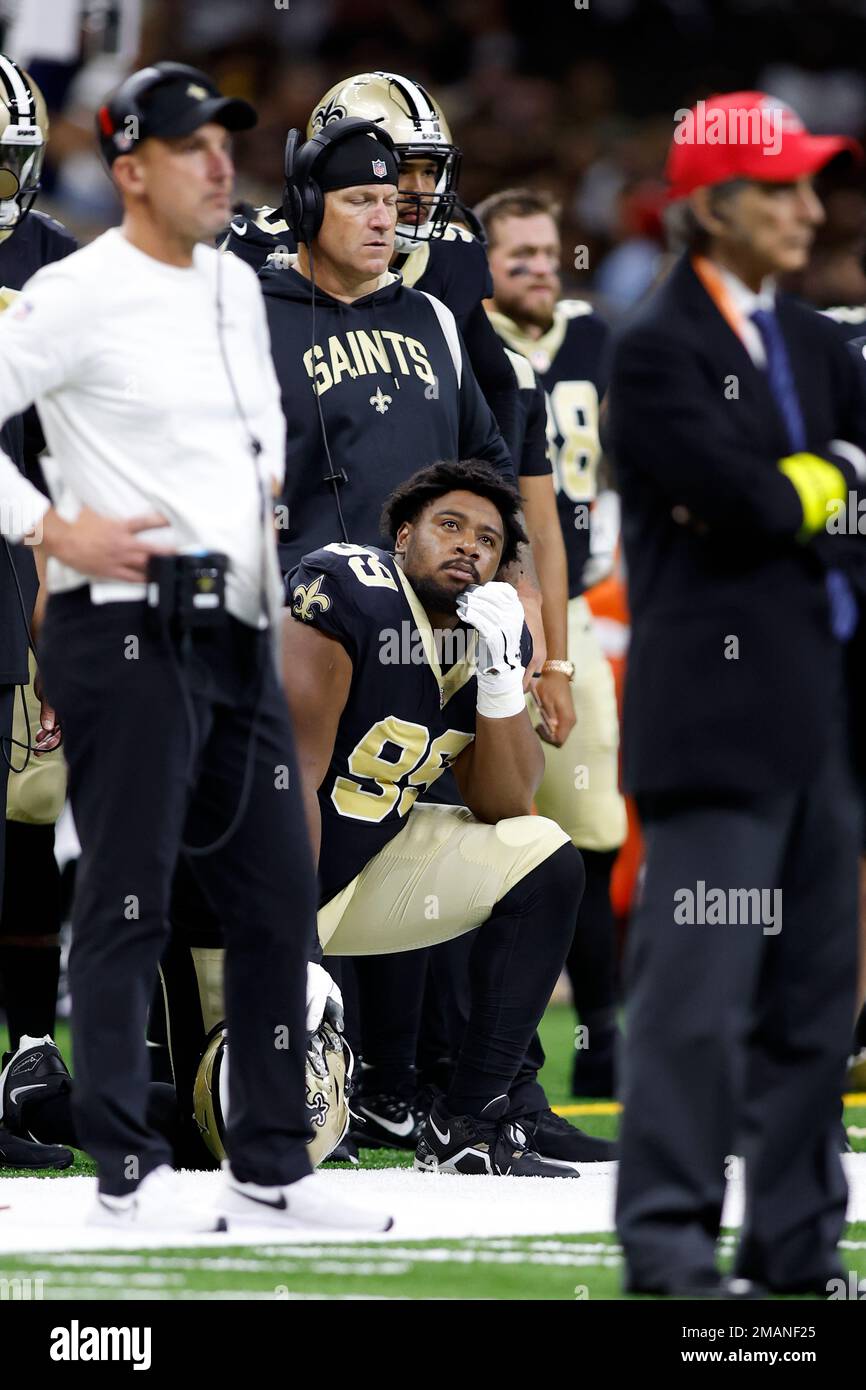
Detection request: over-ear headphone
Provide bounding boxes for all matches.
[96,61,217,165]
[282,116,397,244]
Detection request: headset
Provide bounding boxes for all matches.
[282,118,398,541]
[282,115,397,245]
[96,61,218,165]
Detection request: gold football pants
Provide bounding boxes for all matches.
[318,803,571,956]
[531,596,627,853]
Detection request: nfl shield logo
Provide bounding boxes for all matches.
[372,159,387,178]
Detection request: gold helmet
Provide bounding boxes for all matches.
[0,56,47,238]
[193,1021,354,1169]
[308,71,461,252]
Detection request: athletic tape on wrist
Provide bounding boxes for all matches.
[476,677,527,719]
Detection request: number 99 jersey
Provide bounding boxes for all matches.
[487,300,610,598]
[289,542,482,905]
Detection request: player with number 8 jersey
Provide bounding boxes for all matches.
[478,188,628,1099]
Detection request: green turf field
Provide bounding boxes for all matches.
[0,1004,624,1179]
[1,1005,863,1299]
[3,1228,865,1301]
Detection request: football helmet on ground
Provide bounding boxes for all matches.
[193,1019,354,1169]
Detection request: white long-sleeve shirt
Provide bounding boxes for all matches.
[0,227,286,628]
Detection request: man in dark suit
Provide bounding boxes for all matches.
[609,91,866,1297]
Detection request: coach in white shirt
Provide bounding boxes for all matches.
[0,62,389,1234]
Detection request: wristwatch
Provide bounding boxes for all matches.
[542,659,575,681]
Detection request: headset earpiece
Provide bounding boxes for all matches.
[282,127,324,244]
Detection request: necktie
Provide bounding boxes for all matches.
[751,306,857,642]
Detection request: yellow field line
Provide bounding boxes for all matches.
[553,1102,621,1116]
[554,1093,866,1119]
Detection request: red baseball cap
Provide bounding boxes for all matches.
[665,91,861,201]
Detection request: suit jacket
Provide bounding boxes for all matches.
[608,253,866,798]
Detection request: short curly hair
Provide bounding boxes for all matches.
[380,459,527,568]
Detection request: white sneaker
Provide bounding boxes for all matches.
[223,1170,394,1233]
[89,1164,228,1233]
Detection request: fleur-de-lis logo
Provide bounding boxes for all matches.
[311,96,347,132]
[292,575,331,622]
[370,387,392,414]
[306,1090,328,1127]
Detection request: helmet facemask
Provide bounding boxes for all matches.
[394,144,462,253]
[0,136,44,233]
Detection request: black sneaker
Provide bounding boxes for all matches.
[414,1095,580,1178]
[519,1108,618,1167]
[352,1091,424,1151]
[0,1127,73,1170]
[0,1035,72,1136]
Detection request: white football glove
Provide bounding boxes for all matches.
[456,581,527,718]
[306,962,344,1034]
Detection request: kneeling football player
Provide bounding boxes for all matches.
[283,459,588,1176]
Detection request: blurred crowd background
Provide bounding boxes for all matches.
[2,0,866,317]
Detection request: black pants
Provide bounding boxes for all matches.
[40,591,316,1194]
[446,843,583,1116]
[0,683,16,909]
[0,821,62,1050]
[615,736,860,1291]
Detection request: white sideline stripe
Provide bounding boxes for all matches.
[43,1287,404,1301]
[0,1157,864,1255]
[26,1252,617,1277]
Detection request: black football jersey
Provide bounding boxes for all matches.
[394,225,492,328]
[822,304,866,342]
[846,335,866,407]
[289,543,480,904]
[219,203,289,272]
[487,301,610,598]
[0,210,76,682]
[504,347,551,479]
[0,208,77,289]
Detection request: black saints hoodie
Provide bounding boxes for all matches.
[259,258,514,576]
